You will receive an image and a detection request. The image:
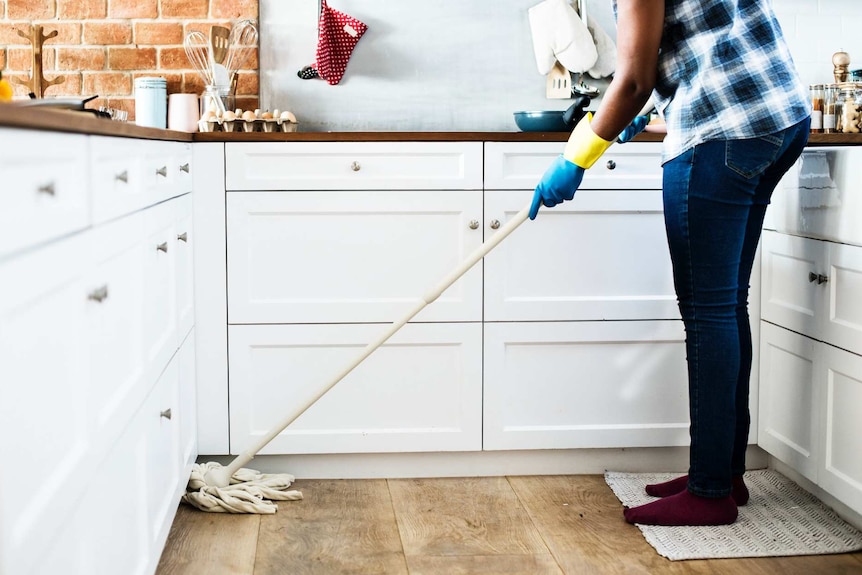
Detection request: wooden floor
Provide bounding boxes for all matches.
[156,475,862,575]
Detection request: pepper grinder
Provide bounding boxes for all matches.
[833,50,851,83]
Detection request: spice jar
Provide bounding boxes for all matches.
[838,84,860,133]
[810,84,824,133]
[823,84,839,133]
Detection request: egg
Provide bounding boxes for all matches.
[223,110,237,121]
[241,110,256,121]
[261,111,274,120]
[280,111,297,123]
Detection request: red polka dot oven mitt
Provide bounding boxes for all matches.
[314,0,368,85]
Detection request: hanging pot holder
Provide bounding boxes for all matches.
[308,0,368,85]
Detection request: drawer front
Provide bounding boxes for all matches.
[0,129,89,260]
[484,189,678,321]
[226,190,483,324]
[91,136,146,224]
[228,322,482,454]
[225,142,483,190]
[484,141,663,190]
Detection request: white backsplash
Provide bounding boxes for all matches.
[260,0,861,132]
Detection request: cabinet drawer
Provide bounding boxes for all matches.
[483,320,690,450]
[229,323,482,454]
[225,142,483,190]
[484,141,663,190]
[0,129,89,259]
[484,189,678,321]
[226,190,483,323]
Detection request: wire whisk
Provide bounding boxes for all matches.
[224,19,259,84]
[183,31,215,86]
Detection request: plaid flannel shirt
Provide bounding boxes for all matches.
[623,0,811,163]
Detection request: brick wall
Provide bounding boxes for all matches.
[0,0,259,121]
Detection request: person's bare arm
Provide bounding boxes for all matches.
[590,0,664,141]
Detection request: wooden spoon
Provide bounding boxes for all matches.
[210,25,231,65]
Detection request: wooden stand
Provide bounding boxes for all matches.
[13,24,65,98]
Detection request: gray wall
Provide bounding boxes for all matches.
[259,0,617,132]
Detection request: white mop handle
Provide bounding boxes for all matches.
[223,203,532,477]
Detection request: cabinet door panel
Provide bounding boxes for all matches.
[483,321,689,450]
[819,344,862,515]
[824,241,862,356]
[758,322,820,482]
[0,129,89,259]
[484,190,678,321]
[229,323,482,454]
[227,191,483,323]
[174,193,195,340]
[761,231,825,340]
[484,141,663,190]
[0,234,92,575]
[143,200,178,382]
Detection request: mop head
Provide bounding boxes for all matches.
[182,462,303,514]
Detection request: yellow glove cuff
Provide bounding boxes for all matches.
[563,113,613,169]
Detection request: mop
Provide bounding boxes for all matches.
[182,203,533,513]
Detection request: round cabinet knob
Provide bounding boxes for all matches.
[350,161,361,172]
[87,285,109,303]
[606,160,617,170]
[160,408,172,420]
[809,272,829,284]
[489,220,501,230]
[177,232,188,242]
[156,166,167,177]
[157,242,168,253]
[115,170,129,183]
[469,220,479,230]
[180,163,190,173]
[38,182,56,195]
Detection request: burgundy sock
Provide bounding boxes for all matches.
[645,475,749,506]
[623,490,738,526]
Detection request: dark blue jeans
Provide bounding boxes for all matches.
[662,117,810,498]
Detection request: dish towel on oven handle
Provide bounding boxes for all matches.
[313,0,368,85]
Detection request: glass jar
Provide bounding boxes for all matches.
[823,84,839,133]
[810,84,824,133]
[838,85,860,133]
[200,84,235,118]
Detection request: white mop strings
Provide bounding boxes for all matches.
[182,461,303,514]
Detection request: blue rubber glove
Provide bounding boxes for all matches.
[529,154,586,220]
[617,115,650,144]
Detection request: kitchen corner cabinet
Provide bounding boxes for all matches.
[204,139,705,457]
[759,146,862,516]
[0,128,197,575]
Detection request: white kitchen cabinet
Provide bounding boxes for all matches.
[225,141,483,191]
[228,322,482,454]
[0,127,196,575]
[483,188,678,322]
[0,128,89,260]
[759,145,862,517]
[483,320,689,450]
[226,190,483,324]
[758,322,820,481]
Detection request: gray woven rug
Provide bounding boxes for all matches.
[605,469,862,561]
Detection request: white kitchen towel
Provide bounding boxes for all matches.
[528,0,597,75]
[606,470,862,561]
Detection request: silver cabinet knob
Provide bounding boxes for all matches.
[115,170,129,183]
[180,163,190,173]
[38,182,56,195]
[606,160,617,170]
[160,408,172,420]
[157,242,168,253]
[350,161,361,172]
[87,285,109,303]
[809,272,828,285]
[177,232,188,242]
[156,166,167,177]
[469,220,479,230]
[489,220,501,230]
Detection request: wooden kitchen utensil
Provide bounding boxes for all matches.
[546,60,572,99]
[211,25,231,65]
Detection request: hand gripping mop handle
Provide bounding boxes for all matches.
[207,203,532,486]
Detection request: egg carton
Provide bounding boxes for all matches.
[199,118,298,133]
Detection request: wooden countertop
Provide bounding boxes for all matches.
[2,103,861,145]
